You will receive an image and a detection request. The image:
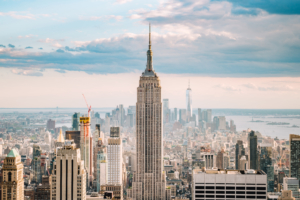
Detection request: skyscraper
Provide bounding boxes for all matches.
[174,108,178,121]
[249,130,258,170]
[163,99,169,124]
[94,138,107,193]
[198,108,202,126]
[80,116,91,183]
[0,149,24,200]
[72,112,80,131]
[290,134,300,186]
[186,80,192,122]
[129,24,166,200]
[50,142,86,200]
[101,127,123,199]
[235,140,245,170]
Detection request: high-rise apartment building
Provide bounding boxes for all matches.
[192,169,267,200]
[128,24,166,200]
[235,140,245,170]
[101,127,123,199]
[50,142,86,200]
[163,99,170,124]
[47,119,55,130]
[290,134,300,186]
[198,108,202,126]
[174,108,178,121]
[186,81,192,122]
[0,149,24,200]
[94,138,107,193]
[249,131,258,170]
[218,116,226,130]
[207,109,212,123]
[72,112,80,131]
[260,144,274,191]
[80,116,91,183]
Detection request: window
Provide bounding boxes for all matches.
[247,187,255,190]
[216,186,225,190]
[206,186,215,189]
[226,187,235,190]
[8,172,12,182]
[257,187,266,190]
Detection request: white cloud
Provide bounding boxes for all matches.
[38,38,65,48]
[18,34,38,39]
[0,11,35,19]
[79,15,123,21]
[115,0,132,4]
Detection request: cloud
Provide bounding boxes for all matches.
[25,46,33,49]
[8,44,15,48]
[11,69,43,76]
[39,48,43,50]
[0,45,5,48]
[0,11,35,19]
[38,38,64,48]
[115,0,132,4]
[242,83,296,91]
[214,84,241,91]
[18,35,38,39]
[55,69,66,73]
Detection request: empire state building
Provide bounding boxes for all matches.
[128,25,166,200]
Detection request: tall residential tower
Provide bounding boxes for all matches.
[128,24,166,200]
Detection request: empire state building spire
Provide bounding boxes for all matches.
[144,23,154,74]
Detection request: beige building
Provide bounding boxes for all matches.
[0,149,24,200]
[278,190,295,200]
[128,24,166,200]
[50,141,86,200]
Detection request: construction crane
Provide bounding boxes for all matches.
[82,94,91,117]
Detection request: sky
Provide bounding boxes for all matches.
[0,0,300,109]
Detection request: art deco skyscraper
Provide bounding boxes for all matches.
[0,149,24,200]
[186,80,192,122]
[50,142,86,200]
[128,24,166,200]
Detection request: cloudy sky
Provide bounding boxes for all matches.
[0,0,300,109]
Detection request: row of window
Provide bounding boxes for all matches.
[195,186,266,190]
[195,195,267,199]
[196,191,266,195]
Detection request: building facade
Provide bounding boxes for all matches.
[249,131,258,170]
[186,82,192,122]
[0,149,24,200]
[128,24,166,200]
[192,169,267,200]
[290,134,300,186]
[50,142,86,200]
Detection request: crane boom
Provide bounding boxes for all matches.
[82,94,91,117]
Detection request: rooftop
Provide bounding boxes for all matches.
[7,149,19,157]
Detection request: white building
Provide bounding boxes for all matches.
[192,169,267,200]
[107,127,122,184]
[283,177,300,200]
[50,141,86,200]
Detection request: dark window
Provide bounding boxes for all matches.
[216,186,225,190]
[206,191,214,194]
[226,195,235,198]
[226,187,235,190]
[257,196,266,199]
[236,187,245,190]
[257,187,266,190]
[216,191,225,194]
[206,195,214,198]
[196,191,204,193]
[236,196,246,199]
[236,191,245,194]
[247,187,255,190]
[8,172,12,182]
[247,191,255,194]
[247,196,256,199]
[206,186,215,189]
[257,192,266,195]
[226,191,235,194]
[216,195,225,198]
[196,186,204,189]
[195,195,204,198]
